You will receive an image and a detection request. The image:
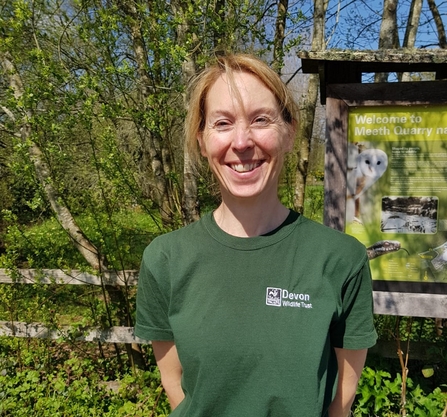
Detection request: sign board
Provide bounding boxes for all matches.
[346,105,447,294]
[323,82,447,317]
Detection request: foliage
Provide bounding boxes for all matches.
[0,0,308,231]
[354,315,447,416]
[354,366,402,416]
[0,337,170,416]
[1,336,447,416]
[0,210,162,356]
[303,185,324,223]
[353,366,447,416]
[0,210,160,270]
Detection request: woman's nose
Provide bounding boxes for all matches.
[232,124,254,152]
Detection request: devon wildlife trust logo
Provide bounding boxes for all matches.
[265,287,313,308]
[266,287,282,306]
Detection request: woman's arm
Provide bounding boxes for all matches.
[328,348,367,417]
[152,340,185,410]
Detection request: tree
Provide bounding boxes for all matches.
[170,0,200,225]
[376,0,400,82]
[427,0,447,48]
[400,0,423,81]
[292,0,328,213]
[403,0,423,48]
[0,0,149,369]
[273,0,289,74]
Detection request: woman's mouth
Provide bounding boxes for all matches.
[229,161,262,173]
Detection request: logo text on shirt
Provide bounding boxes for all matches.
[265,287,312,308]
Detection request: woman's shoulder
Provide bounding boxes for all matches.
[144,213,210,252]
[299,215,361,240]
[298,216,368,258]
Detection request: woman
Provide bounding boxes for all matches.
[135,54,377,417]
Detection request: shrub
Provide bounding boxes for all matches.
[353,366,447,416]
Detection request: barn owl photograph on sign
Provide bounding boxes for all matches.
[346,143,389,224]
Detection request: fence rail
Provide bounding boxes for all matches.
[0,321,148,344]
[0,268,146,344]
[0,268,138,286]
[1,269,446,357]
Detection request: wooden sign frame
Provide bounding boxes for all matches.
[324,80,447,318]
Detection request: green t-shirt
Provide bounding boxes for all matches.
[135,211,377,416]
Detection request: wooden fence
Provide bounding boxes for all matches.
[0,268,148,344]
[0,268,444,360]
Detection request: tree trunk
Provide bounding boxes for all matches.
[403,0,422,48]
[272,0,289,75]
[376,0,400,83]
[116,0,173,226]
[171,0,201,225]
[427,0,447,48]
[182,49,201,225]
[293,0,328,213]
[400,0,422,81]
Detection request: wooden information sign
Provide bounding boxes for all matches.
[300,50,447,318]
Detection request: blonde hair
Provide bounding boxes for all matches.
[185,54,299,166]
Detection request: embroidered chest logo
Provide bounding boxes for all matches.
[266,287,313,308]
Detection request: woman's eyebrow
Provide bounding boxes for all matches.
[208,106,278,119]
[249,106,278,114]
[207,110,233,119]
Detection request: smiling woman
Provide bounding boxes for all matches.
[135,54,377,417]
[186,54,298,237]
[198,71,294,229]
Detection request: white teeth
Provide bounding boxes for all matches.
[230,162,261,172]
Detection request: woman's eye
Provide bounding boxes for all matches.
[253,116,270,125]
[214,120,232,130]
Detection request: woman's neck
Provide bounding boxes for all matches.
[213,198,290,237]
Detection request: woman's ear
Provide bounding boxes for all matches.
[197,133,207,157]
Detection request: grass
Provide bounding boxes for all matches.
[0,209,162,270]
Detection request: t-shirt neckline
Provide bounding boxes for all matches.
[202,210,302,250]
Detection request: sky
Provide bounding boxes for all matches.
[324,0,447,50]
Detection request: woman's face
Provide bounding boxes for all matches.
[199,71,294,203]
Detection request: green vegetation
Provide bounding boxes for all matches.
[1,210,161,271]
[354,366,447,416]
[0,337,170,416]
[354,315,447,415]
[303,185,324,223]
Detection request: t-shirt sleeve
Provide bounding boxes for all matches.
[330,256,378,349]
[134,243,174,341]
